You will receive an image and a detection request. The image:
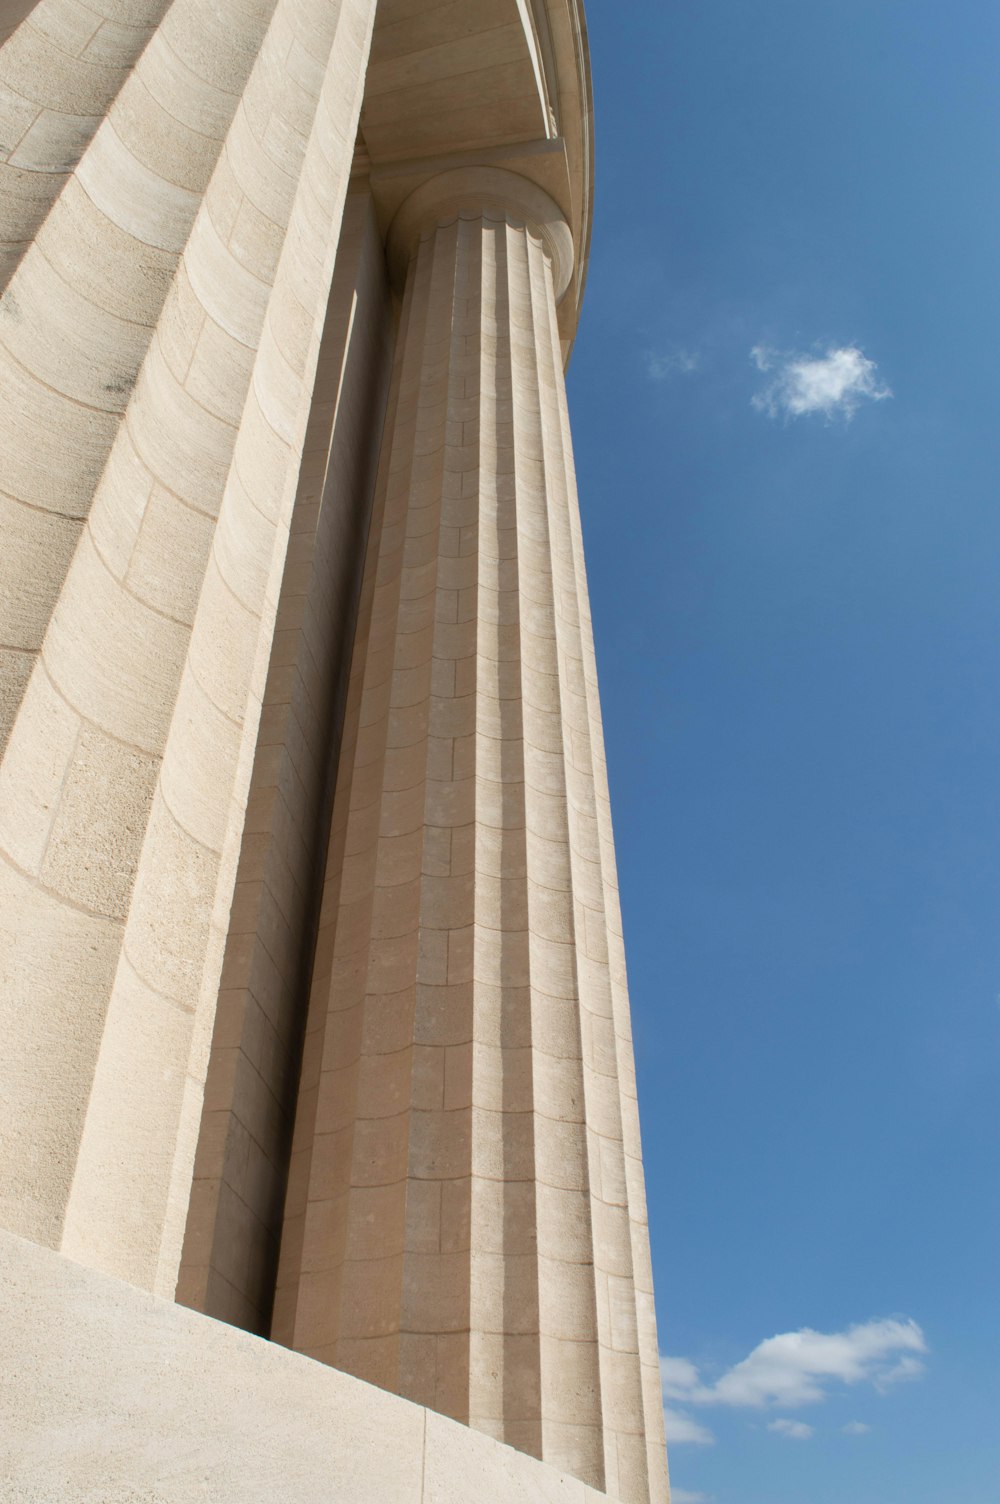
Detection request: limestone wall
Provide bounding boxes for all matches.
[1,1230,623,1504]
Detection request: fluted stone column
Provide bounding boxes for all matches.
[0,0,378,1291]
[272,169,669,1504]
[0,0,288,722]
[0,0,176,290]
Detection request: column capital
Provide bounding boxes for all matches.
[387,167,574,301]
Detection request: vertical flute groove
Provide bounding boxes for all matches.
[510,223,604,1491]
[468,219,542,1455]
[398,216,478,1419]
[533,231,651,1502]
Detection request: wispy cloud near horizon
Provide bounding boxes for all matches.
[751,343,892,420]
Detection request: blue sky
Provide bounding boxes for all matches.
[567,3,1000,1501]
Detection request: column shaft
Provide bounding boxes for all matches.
[273,206,666,1504]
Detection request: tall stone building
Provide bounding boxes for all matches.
[0,1,670,1501]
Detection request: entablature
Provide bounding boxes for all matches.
[353,0,593,359]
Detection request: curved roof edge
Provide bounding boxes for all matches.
[544,0,595,357]
[357,0,596,362]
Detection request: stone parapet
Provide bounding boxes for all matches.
[0,1229,622,1504]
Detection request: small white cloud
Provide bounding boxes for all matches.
[671,1491,712,1503]
[709,1317,925,1409]
[842,1421,873,1436]
[663,1407,715,1446]
[751,343,892,420]
[646,346,701,380]
[661,1316,927,1414]
[768,1418,815,1440]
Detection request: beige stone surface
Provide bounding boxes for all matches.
[1,1229,613,1504]
[0,3,668,1502]
[177,187,394,1333]
[0,0,284,697]
[58,0,381,1295]
[0,0,172,285]
[0,0,379,1270]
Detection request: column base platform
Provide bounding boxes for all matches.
[0,1230,618,1504]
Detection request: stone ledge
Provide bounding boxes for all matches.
[0,1230,617,1504]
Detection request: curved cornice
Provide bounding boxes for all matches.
[356,0,594,362]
